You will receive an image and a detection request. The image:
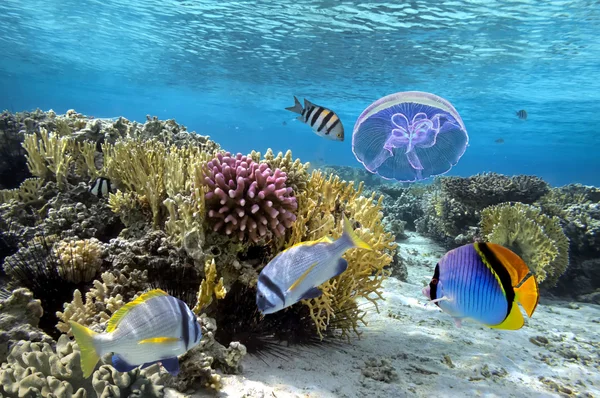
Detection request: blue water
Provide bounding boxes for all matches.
[1,0,599,186]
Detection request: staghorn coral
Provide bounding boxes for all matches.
[0,288,53,364]
[286,170,394,338]
[250,148,310,194]
[203,152,298,243]
[0,334,165,398]
[441,172,549,210]
[22,128,74,189]
[0,178,44,204]
[56,267,148,335]
[53,238,104,284]
[480,202,570,286]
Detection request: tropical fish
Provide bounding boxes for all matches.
[256,215,372,315]
[495,138,505,144]
[89,177,113,198]
[516,109,527,120]
[285,96,344,141]
[422,242,539,330]
[70,289,202,378]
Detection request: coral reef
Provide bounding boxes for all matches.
[250,148,310,194]
[480,202,570,287]
[0,335,165,397]
[53,238,104,284]
[0,288,53,364]
[441,173,549,210]
[203,152,298,243]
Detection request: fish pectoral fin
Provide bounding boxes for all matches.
[299,287,323,300]
[489,301,525,330]
[138,337,181,345]
[107,289,168,332]
[159,357,180,376]
[332,258,348,278]
[287,262,319,292]
[112,354,138,372]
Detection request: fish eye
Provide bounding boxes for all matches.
[430,278,438,285]
[337,133,341,137]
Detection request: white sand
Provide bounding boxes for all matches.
[190,233,600,398]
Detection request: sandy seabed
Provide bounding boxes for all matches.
[185,233,599,398]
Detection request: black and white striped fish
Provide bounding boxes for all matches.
[89,177,112,198]
[285,96,344,141]
[516,109,527,120]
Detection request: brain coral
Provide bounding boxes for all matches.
[203,152,297,243]
[480,202,569,287]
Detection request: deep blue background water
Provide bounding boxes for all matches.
[1,0,599,186]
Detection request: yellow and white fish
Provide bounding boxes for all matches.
[285,96,344,141]
[70,289,202,378]
[256,215,371,315]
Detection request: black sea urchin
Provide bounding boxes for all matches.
[147,262,200,308]
[2,236,89,339]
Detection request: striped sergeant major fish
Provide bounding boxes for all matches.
[423,242,539,330]
[285,96,344,141]
[69,289,202,378]
[516,109,527,120]
[89,177,113,198]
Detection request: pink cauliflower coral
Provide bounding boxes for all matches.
[204,152,298,243]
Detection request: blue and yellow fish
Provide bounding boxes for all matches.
[70,289,202,378]
[422,242,539,330]
[256,215,372,315]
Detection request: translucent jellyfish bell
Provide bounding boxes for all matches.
[352,91,468,182]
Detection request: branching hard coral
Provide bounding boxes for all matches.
[53,238,104,283]
[193,258,226,314]
[250,148,310,194]
[22,128,74,189]
[441,172,549,210]
[480,202,570,287]
[203,152,298,243]
[286,171,394,339]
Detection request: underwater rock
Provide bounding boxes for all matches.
[552,257,600,303]
[386,246,408,282]
[0,288,53,364]
[361,358,398,383]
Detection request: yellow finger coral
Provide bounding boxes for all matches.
[193,258,227,314]
[250,148,310,194]
[53,238,103,283]
[22,128,73,189]
[480,202,570,286]
[288,171,395,339]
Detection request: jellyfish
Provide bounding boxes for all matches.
[352,91,468,182]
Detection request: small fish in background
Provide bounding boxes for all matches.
[282,120,287,126]
[256,215,372,315]
[89,177,113,198]
[516,109,527,120]
[495,138,505,144]
[70,289,202,378]
[422,242,539,330]
[285,96,344,141]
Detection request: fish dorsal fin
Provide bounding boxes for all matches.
[138,337,180,345]
[107,289,168,332]
[304,98,315,109]
[285,236,333,252]
[287,262,319,293]
[315,236,334,244]
[486,243,530,286]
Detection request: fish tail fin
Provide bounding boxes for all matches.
[515,274,539,317]
[341,215,372,251]
[69,321,100,378]
[285,96,304,114]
